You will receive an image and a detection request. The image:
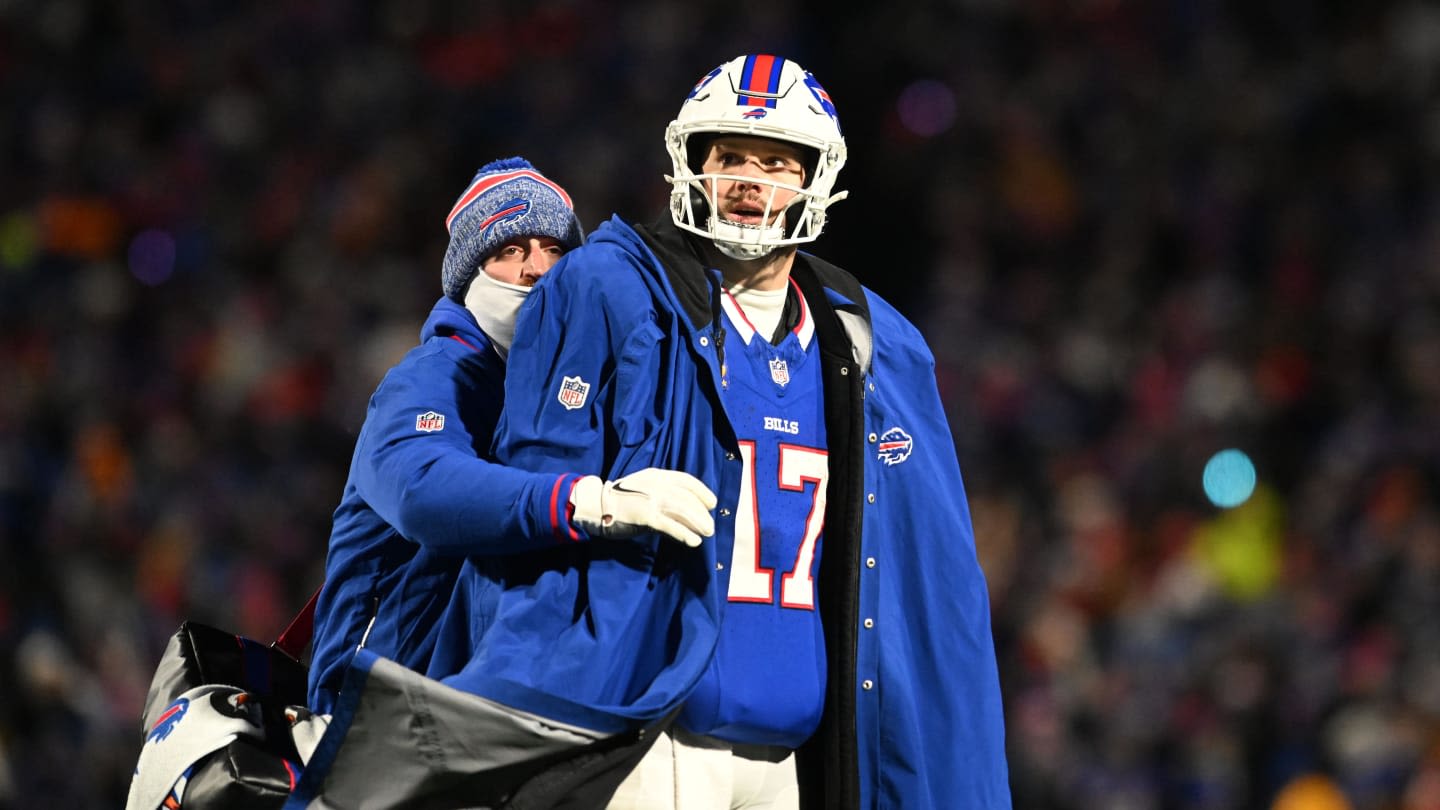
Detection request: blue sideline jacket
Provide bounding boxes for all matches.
[430,217,1011,808]
[307,297,589,715]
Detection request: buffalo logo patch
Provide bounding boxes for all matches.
[877,427,913,466]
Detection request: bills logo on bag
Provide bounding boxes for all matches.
[877,427,913,466]
[147,697,190,743]
[558,376,590,410]
[415,411,445,432]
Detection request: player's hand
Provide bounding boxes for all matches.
[569,468,717,547]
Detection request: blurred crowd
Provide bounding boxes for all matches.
[2,0,1439,807]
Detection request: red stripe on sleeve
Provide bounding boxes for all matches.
[549,476,566,542]
[562,476,581,541]
[548,475,583,542]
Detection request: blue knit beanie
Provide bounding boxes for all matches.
[441,157,584,300]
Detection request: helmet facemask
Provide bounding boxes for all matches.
[668,155,824,261]
[664,55,848,260]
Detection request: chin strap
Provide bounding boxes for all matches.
[713,238,779,261]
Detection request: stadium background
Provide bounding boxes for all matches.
[2,1,1439,807]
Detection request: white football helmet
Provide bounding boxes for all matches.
[665,54,849,260]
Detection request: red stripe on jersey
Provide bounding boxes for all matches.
[723,287,763,338]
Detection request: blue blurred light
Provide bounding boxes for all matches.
[1203,449,1257,508]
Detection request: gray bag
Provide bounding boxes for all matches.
[289,650,667,810]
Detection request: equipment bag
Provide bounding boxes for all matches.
[126,589,318,810]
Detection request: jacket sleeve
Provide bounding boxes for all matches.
[349,343,590,553]
[493,245,662,478]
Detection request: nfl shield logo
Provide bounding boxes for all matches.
[558,375,590,410]
[769,358,790,387]
[415,411,445,432]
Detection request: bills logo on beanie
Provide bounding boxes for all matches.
[441,157,584,300]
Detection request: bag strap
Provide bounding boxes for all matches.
[273,583,323,661]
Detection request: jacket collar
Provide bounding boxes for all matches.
[633,217,871,335]
[633,217,714,331]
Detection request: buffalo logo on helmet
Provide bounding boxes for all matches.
[147,697,190,743]
[688,65,724,100]
[479,197,531,233]
[742,108,768,119]
[877,427,913,466]
[802,73,839,126]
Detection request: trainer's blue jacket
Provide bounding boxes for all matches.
[307,297,587,715]
[429,217,1011,809]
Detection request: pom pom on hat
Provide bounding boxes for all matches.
[441,157,584,300]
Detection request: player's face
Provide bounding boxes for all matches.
[701,136,807,228]
[481,236,565,287]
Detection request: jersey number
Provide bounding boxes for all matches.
[727,441,828,609]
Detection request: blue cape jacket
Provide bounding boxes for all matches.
[431,217,1011,808]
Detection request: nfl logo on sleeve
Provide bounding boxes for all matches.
[415,411,445,432]
[558,375,590,410]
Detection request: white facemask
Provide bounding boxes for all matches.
[463,272,532,360]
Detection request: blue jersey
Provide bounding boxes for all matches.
[680,284,828,747]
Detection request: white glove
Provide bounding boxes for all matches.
[569,468,718,547]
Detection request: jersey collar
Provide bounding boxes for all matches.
[719,277,814,349]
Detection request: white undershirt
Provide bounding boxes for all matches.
[728,284,788,344]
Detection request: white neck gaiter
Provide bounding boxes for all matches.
[463,272,531,360]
